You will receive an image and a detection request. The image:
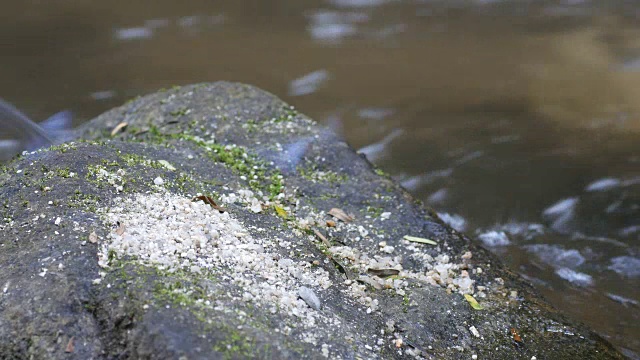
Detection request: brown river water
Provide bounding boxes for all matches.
[1,0,639,357]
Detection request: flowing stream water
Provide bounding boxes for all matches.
[1,0,639,357]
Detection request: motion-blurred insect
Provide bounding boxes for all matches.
[0,97,73,161]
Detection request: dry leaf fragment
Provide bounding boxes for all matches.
[274,205,288,218]
[403,235,437,245]
[158,160,176,171]
[134,127,149,136]
[89,231,98,244]
[464,294,484,310]
[312,228,331,247]
[65,337,74,353]
[367,267,401,277]
[331,257,356,280]
[328,208,354,223]
[192,195,227,213]
[110,122,128,137]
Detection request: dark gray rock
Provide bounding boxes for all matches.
[0,82,624,359]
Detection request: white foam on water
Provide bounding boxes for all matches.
[555,267,593,287]
[542,197,578,232]
[437,212,467,232]
[608,256,640,278]
[114,27,153,40]
[524,244,585,269]
[489,222,545,241]
[477,231,510,247]
[288,70,330,97]
[585,177,621,192]
[399,168,453,192]
[606,293,639,307]
[543,197,579,217]
[427,188,448,204]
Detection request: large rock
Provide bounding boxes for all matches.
[0,82,623,359]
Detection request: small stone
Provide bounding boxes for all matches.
[153,177,164,186]
[381,245,395,253]
[54,217,61,226]
[469,325,480,338]
[298,286,321,310]
[321,344,329,358]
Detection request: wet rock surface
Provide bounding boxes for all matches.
[0,82,624,359]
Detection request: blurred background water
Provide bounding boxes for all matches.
[0,0,638,357]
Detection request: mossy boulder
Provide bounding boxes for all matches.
[0,82,623,359]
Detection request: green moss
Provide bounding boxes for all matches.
[267,173,284,200]
[125,95,141,105]
[107,249,117,265]
[402,293,410,313]
[102,257,283,357]
[298,166,348,184]
[119,153,150,166]
[212,326,258,360]
[67,192,101,213]
[272,105,298,123]
[173,172,192,193]
[48,143,77,154]
[54,167,72,178]
[153,279,206,308]
[170,107,190,117]
[374,168,388,177]
[101,159,120,167]
[137,127,284,199]
[243,119,258,133]
[365,206,384,218]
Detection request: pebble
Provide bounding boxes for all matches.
[298,286,322,311]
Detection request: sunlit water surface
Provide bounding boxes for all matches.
[1,0,638,357]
